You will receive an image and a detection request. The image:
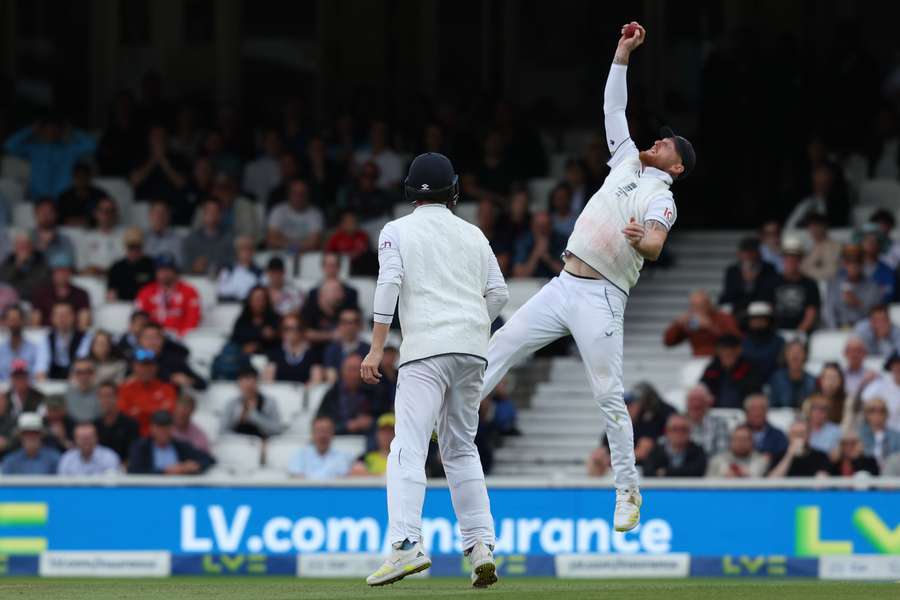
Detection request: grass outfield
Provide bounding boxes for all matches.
[0,577,896,599]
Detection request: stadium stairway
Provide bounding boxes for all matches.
[493,230,744,476]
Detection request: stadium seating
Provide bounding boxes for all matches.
[211,434,263,473]
[182,330,228,377]
[809,330,851,363]
[0,177,24,206]
[305,383,330,413]
[202,303,242,332]
[94,302,133,334]
[72,276,107,308]
[0,155,30,186]
[858,178,900,209]
[527,177,556,210]
[192,410,223,443]
[346,277,376,319]
[12,203,34,228]
[182,276,218,312]
[330,435,367,460]
[93,177,135,221]
[253,250,297,278]
[264,435,305,471]
[298,251,349,280]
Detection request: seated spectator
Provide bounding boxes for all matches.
[31,199,76,266]
[817,362,850,424]
[57,163,106,227]
[267,179,324,252]
[627,382,677,452]
[180,155,214,225]
[700,335,763,408]
[482,378,518,436]
[772,237,820,333]
[79,196,125,275]
[127,410,213,475]
[512,211,565,278]
[768,340,817,409]
[182,198,235,276]
[137,323,206,391]
[264,315,324,384]
[718,237,778,314]
[870,209,900,269]
[861,352,900,432]
[43,395,75,451]
[784,163,849,230]
[2,360,46,414]
[507,189,532,242]
[758,220,783,273]
[476,130,515,196]
[209,172,260,242]
[804,394,842,454]
[115,310,150,362]
[768,421,831,477]
[349,413,395,476]
[663,290,741,356]
[0,392,15,454]
[135,253,202,336]
[129,125,189,204]
[64,358,100,422]
[801,213,842,281]
[744,393,789,460]
[853,305,900,357]
[740,302,784,380]
[0,306,48,380]
[476,199,513,275]
[302,279,353,351]
[0,231,50,300]
[118,348,178,436]
[316,354,375,435]
[0,413,60,475]
[96,90,144,176]
[57,422,120,475]
[170,394,210,454]
[42,303,91,380]
[107,228,155,301]
[230,286,281,356]
[706,424,769,478]
[685,384,730,456]
[30,254,91,330]
[0,282,18,314]
[305,252,360,309]
[225,365,286,438]
[859,397,900,467]
[548,183,577,238]
[288,415,351,479]
[265,152,301,212]
[641,414,707,477]
[860,224,895,303]
[843,336,878,399]
[323,308,370,382]
[338,160,391,223]
[823,244,881,328]
[88,330,127,384]
[325,212,376,276]
[263,257,303,317]
[354,120,404,191]
[243,128,283,203]
[829,428,880,476]
[216,236,262,302]
[93,381,140,461]
[564,158,593,214]
[586,446,612,478]
[144,201,185,268]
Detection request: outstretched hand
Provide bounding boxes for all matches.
[617,21,646,54]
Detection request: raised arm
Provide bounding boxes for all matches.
[604,22,646,165]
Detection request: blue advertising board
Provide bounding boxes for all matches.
[0,486,898,557]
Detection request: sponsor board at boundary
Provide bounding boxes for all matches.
[39,552,170,577]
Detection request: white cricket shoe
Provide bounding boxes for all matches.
[366,540,432,586]
[466,542,498,588]
[613,487,642,532]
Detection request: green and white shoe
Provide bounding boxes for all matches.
[366,540,432,586]
[614,487,642,532]
[466,542,498,588]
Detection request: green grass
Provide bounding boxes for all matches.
[0,577,896,600]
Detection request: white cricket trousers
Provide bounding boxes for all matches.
[387,353,495,551]
[481,271,639,490]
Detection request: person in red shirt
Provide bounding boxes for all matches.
[118,348,178,437]
[135,253,201,336]
[324,212,376,275]
[663,290,741,356]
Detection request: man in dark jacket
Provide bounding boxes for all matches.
[640,414,707,477]
[700,335,763,408]
[127,410,213,475]
[718,237,778,314]
[134,323,206,391]
[316,354,375,435]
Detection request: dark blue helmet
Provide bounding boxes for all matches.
[404,152,459,206]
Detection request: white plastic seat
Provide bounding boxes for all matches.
[859,179,900,208]
[1,155,30,187]
[889,304,900,327]
[768,408,798,433]
[298,251,349,280]
[182,330,227,373]
[527,177,558,211]
[71,275,106,308]
[709,408,745,431]
[0,178,24,206]
[286,412,314,436]
[346,277,376,319]
[265,436,307,472]
[663,388,688,412]
[93,302,133,334]
[203,303,242,333]
[93,177,135,216]
[12,203,34,229]
[201,382,239,415]
[680,357,710,388]
[331,435,367,459]
[211,434,263,473]
[809,330,851,363]
[127,202,150,228]
[360,217,390,249]
[182,276,217,313]
[192,411,223,444]
[260,383,303,421]
[305,383,330,413]
[34,380,68,396]
[454,202,478,224]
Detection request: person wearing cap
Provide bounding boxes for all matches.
[0,305,49,381]
[106,227,155,301]
[828,427,880,477]
[117,347,178,436]
[266,178,324,252]
[41,302,91,380]
[31,198,77,268]
[350,413,395,476]
[740,301,785,381]
[699,334,763,409]
[135,252,202,336]
[79,196,125,275]
[137,322,206,391]
[224,365,286,438]
[127,409,214,475]
[0,231,50,301]
[30,253,91,330]
[853,305,900,357]
[823,244,881,329]
[216,235,262,302]
[861,352,900,433]
[772,237,820,334]
[858,224,895,304]
[57,422,120,476]
[144,201,185,268]
[263,256,303,317]
[718,237,779,314]
[93,381,139,461]
[800,213,842,282]
[663,290,740,357]
[1,359,46,416]
[784,162,849,231]
[183,198,235,276]
[768,340,817,409]
[0,412,60,475]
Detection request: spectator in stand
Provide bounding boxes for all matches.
[43,395,75,451]
[684,384,730,456]
[860,224,896,303]
[170,103,203,160]
[316,354,375,435]
[57,164,106,227]
[817,362,850,424]
[843,336,878,399]
[476,130,514,195]
[106,228,155,302]
[548,183,577,238]
[869,209,900,269]
[210,172,260,242]
[853,305,900,357]
[0,413,60,475]
[482,377,518,436]
[170,394,210,454]
[42,303,90,380]
[64,358,100,422]
[263,257,303,317]
[302,134,342,210]
[181,154,213,217]
[115,310,150,362]
[801,213,842,281]
[339,160,391,223]
[182,198,234,276]
[784,163,849,230]
[350,413,395,476]
[804,394,842,454]
[224,365,286,438]
[2,360,45,413]
[2,116,96,198]
[264,315,324,384]
[31,199,76,266]
[135,253,202,336]
[229,286,281,356]
[57,422,120,475]
[768,340,817,409]
[216,236,262,302]
[243,129,283,203]
[861,352,900,432]
[93,381,139,461]
[476,199,513,275]
[118,348,178,436]
[144,201,185,267]
[302,279,353,351]
[96,90,144,177]
[823,244,881,329]
[267,179,324,252]
[858,397,900,466]
[507,189,532,243]
[127,410,213,475]
[740,302,784,381]
[354,120,403,191]
[0,392,16,454]
[706,424,769,478]
[287,415,351,479]
[758,220,783,273]
[663,290,741,356]
[80,196,125,275]
[700,334,763,408]
[641,414,707,477]
[202,130,241,180]
[772,237,820,334]
[266,152,301,212]
[564,159,593,214]
[829,428,880,476]
[323,308,370,382]
[0,231,50,300]
[30,254,90,330]
[306,252,359,309]
[718,237,778,313]
[129,125,189,203]
[744,393,789,460]
[587,446,612,478]
[512,211,565,278]
[324,212,376,276]
[137,323,206,391]
[0,307,48,381]
[768,421,831,477]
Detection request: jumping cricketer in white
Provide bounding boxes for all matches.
[480,21,695,532]
[361,152,509,588]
